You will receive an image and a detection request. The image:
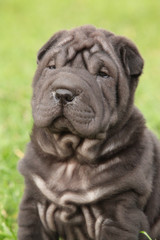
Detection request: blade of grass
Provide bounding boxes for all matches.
[140,231,153,240]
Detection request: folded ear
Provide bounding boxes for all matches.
[37,30,66,63]
[112,36,144,78]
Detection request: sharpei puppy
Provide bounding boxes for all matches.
[18,25,160,240]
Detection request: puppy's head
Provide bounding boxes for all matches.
[32,25,143,141]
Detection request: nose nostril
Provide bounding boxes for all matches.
[55,89,75,103]
[65,94,74,102]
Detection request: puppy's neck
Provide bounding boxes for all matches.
[100,107,146,158]
[31,107,145,163]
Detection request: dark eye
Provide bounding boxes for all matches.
[47,65,56,70]
[98,71,110,78]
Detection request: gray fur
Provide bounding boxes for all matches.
[18,25,160,240]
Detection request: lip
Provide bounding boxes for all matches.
[49,116,77,135]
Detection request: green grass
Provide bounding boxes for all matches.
[0,0,160,239]
[140,232,153,240]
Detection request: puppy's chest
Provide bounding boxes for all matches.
[48,160,92,191]
[35,160,112,240]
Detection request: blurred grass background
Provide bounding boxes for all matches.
[0,0,160,239]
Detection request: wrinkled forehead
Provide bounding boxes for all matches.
[41,28,119,73]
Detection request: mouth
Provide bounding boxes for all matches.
[48,116,106,140]
[49,116,78,135]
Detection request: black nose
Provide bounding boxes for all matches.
[55,89,75,103]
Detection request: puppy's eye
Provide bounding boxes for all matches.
[98,71,110,78]
[47,65,56,70]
